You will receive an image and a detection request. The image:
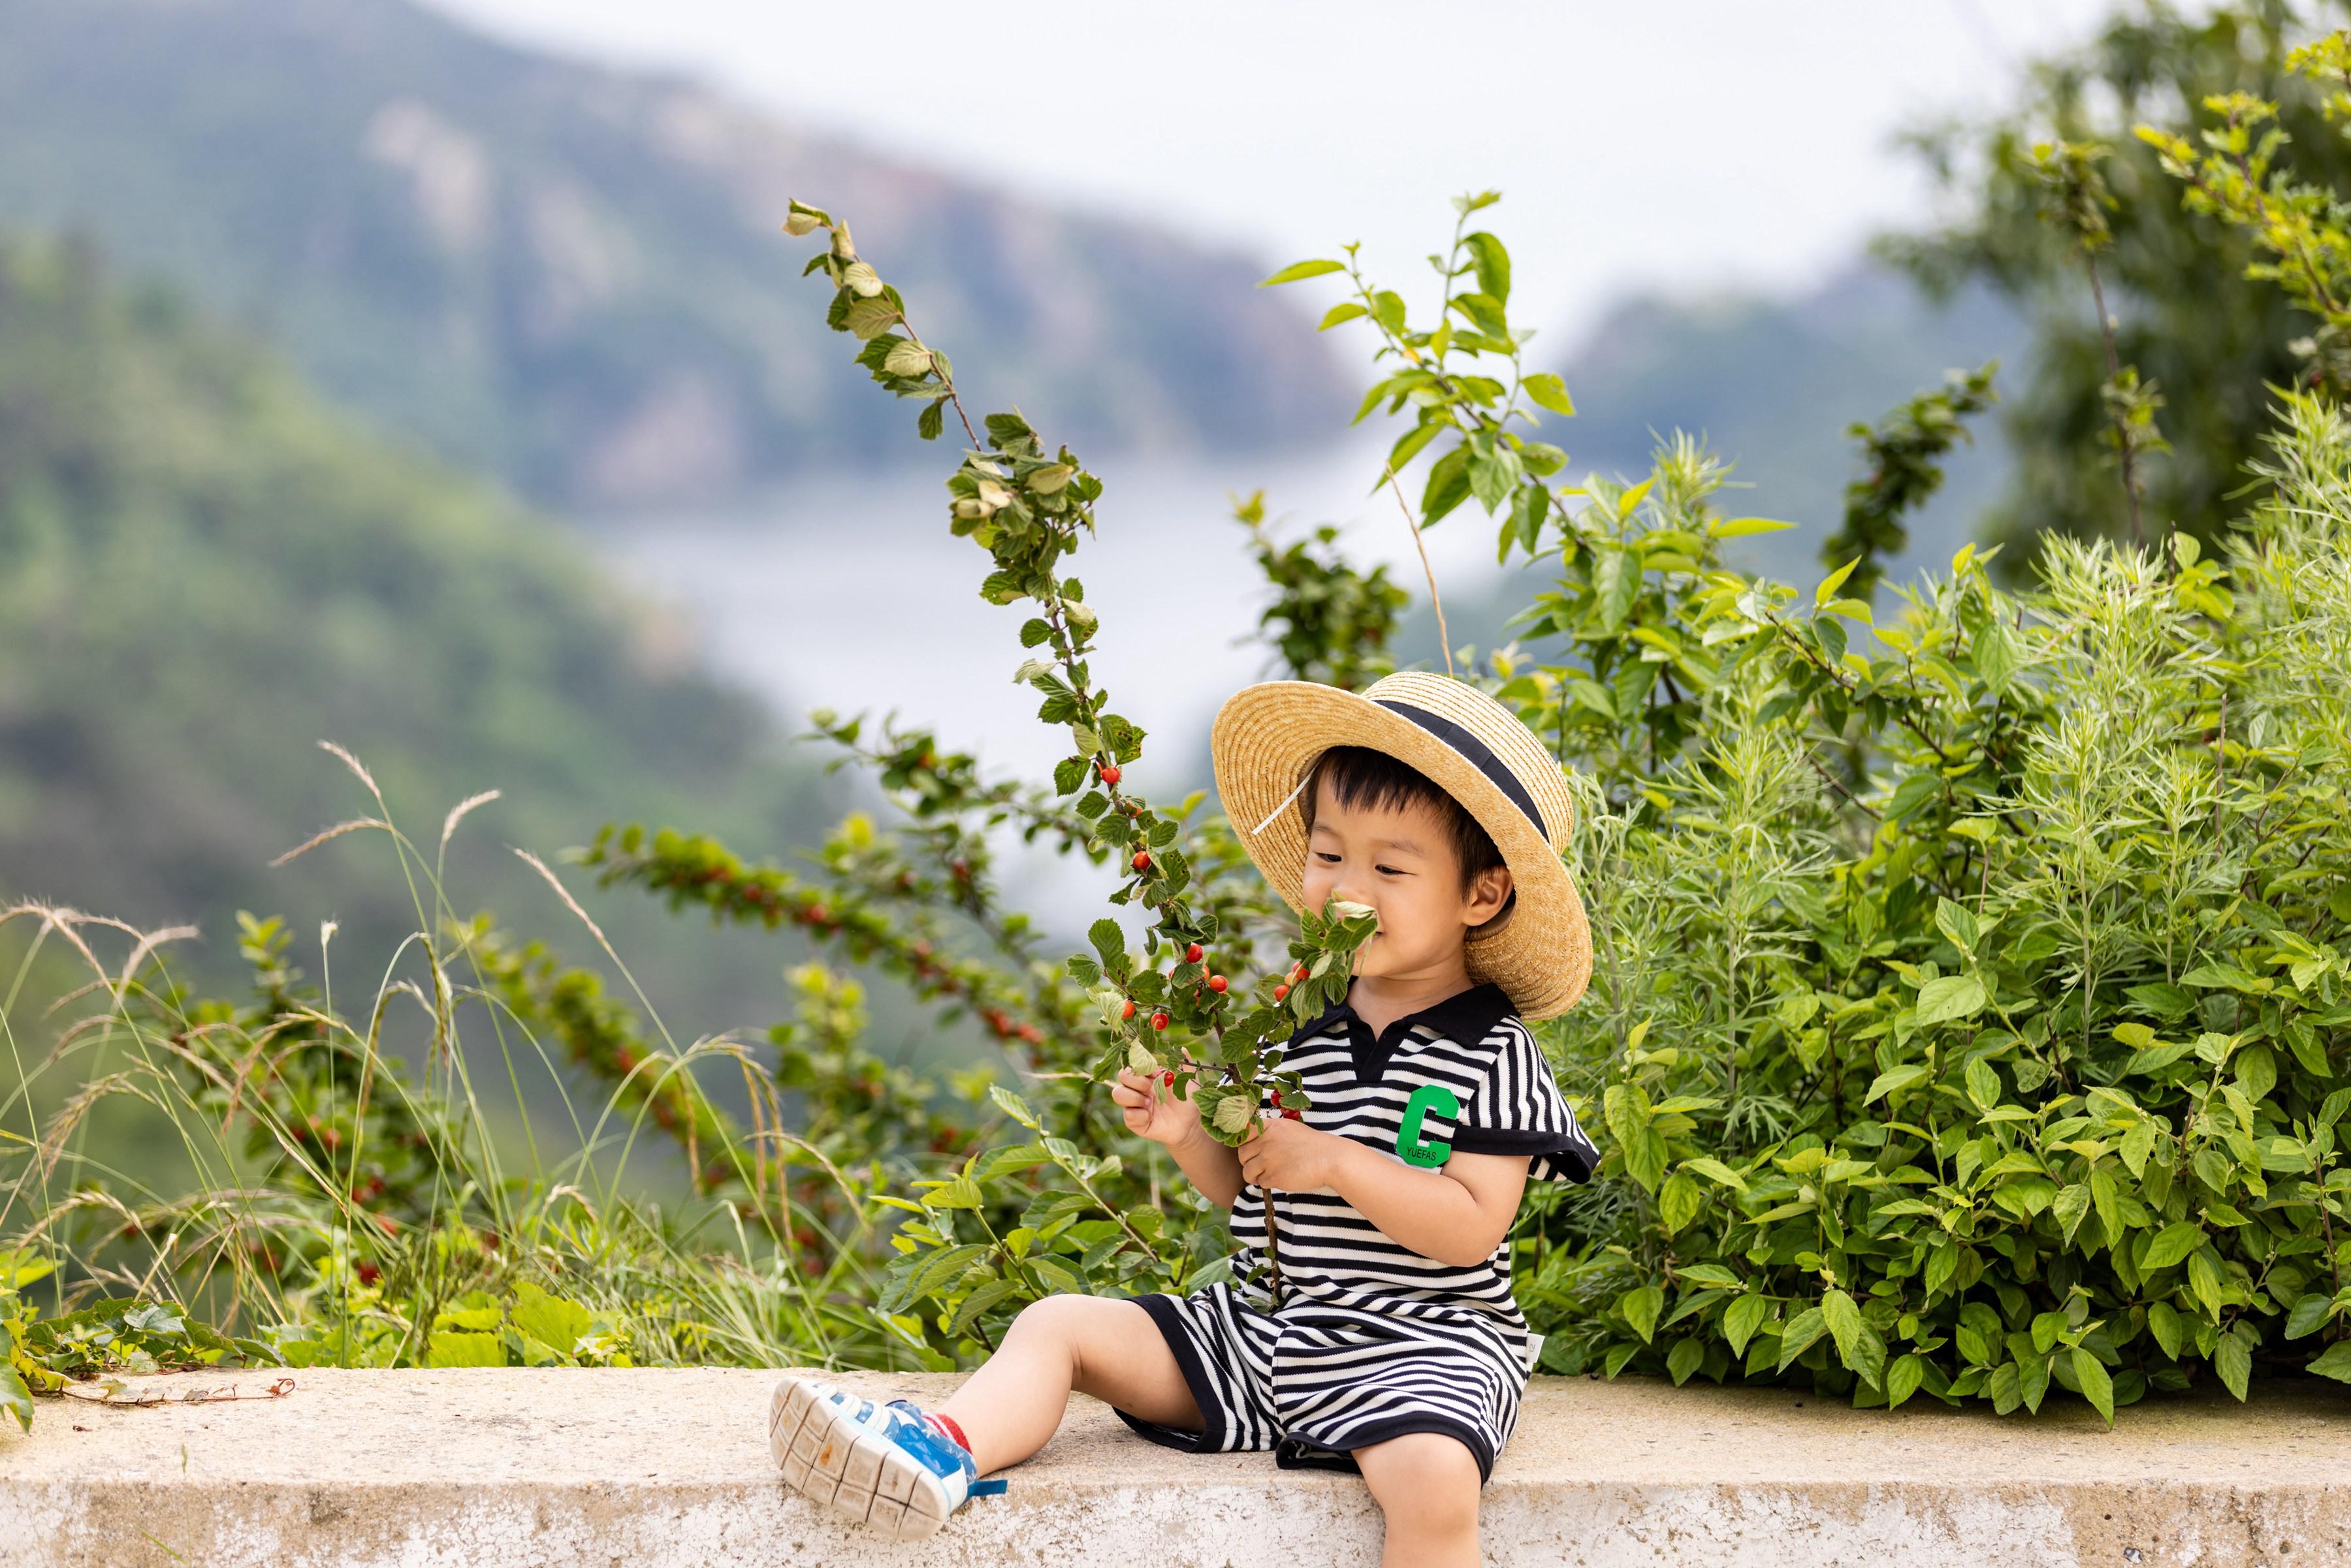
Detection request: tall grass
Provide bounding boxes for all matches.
[0,745,957,1381]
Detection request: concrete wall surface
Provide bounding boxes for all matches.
[3,1365,2348,1566]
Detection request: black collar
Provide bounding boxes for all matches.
[1296,981,1518,1087]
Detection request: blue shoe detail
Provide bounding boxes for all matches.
[769,1377,998,1539]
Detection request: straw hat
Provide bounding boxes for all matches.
[1210,670,1591,1020]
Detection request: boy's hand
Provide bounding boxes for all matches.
[1112,1066,1204,1148]
[1237,1114,1346,1192]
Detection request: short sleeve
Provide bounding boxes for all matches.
[1444,1017,1598,1183]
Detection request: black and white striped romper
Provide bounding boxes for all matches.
[1119,982,1597,1482]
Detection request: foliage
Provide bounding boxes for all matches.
[0,231,823,1032]
[1888,0,2344,570]
[1821,364,2000,600]
[1234,491,1409,692]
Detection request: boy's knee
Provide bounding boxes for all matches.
[1005,1290,1121,1347]
[1356,1432,1481,1533]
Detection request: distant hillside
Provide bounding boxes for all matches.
[0,0,1350,509]
[1552,264,2030,586]
[0,233,828,1032]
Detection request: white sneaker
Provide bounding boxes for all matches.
[768,1377,990,1541]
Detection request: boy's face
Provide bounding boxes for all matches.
[1301,775,1512,985]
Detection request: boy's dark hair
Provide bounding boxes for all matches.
[1302,746,1507,896]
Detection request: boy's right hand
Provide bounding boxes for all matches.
[1112,1066,1204,1148]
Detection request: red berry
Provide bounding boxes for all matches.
[1273,983,1289,1001]
[1160,1070,1175,1085]
[1121,997,1137,1020]
[355,1262,381,1286]
[1185,943,1203,963]
[1151,1012,1170,1031]
[1132,851,1152,873]
[1098,763,1121,787]
[1282,1108,1303,1122]
[1209,974,1228,993]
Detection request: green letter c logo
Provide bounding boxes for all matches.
[1397,1083,1462,1168]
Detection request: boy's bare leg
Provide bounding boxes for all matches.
[935,1294,1202,1476]
[1355,1432,1481,1568]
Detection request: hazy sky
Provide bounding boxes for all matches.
[424,0,2126,339]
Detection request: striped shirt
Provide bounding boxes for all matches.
[1226,981,1597,1331]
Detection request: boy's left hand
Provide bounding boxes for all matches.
[1236,1114,1346,1192]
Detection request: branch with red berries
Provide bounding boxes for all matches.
[1074,897,1380,1301]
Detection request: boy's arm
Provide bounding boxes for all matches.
[1165,1123,1247,1209]
[1237,1119,1529,1268]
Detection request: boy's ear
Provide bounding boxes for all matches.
[1463,864,1513,926]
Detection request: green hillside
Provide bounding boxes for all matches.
[0,0,1349,509]
[0,234,825,1032]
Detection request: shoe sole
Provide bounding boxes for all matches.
[769,1377,955,1542]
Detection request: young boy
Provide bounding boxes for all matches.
[769,671,1597,1567]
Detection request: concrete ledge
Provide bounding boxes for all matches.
[4,1366,2348,1566]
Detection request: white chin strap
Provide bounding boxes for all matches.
[1250,773,1313,837]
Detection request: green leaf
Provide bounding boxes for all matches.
[1422,447,1471,524]
[887,1244,991,1313]
[1682,1157,1750,1192]
[0,1362,30,1432]
[948,1279,1023,1337]
[1464,231,1511,303]
[1965,1057,2002,1113]
[2147,1300,2184,1358]
[1723,1293,1770,1356]
[508,1284,593,1361]
[1915,976,1988,1027]
[1659,1172,1704,1234]
[1261,259,1346,285]
[1815,556,1861,607]
[989,1083,1041,1130]
[2144,1220,2205,1271]
[1864,1064,1930,1104]
[1713,517,1797,539]
[1619,1285,1663,1343]
[2188,1248,2226,1319]
[1821,1288,1864,1369]
[2286,1292,2334,1339]
[1524,372,1576,417]
[2215,1329,2252,1401]
[1317,301,1368,330]
[1886,1352,1926,1411]
[2305,1340,2351,1383]
[2073,1347,2116,1425]
[427,1331,506,1368]
[1777,1306,1827,1371]
[1676,1264,1742,1290]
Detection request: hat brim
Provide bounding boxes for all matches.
[1211,681,1591,1020]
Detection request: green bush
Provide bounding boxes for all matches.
[1514,402,2351,1418]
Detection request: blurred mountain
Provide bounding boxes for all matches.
[0,232,829,1034]
[1551,264,2030,586]
[0,0,1350,511]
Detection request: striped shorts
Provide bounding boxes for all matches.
[1117,1283,1529,1482]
